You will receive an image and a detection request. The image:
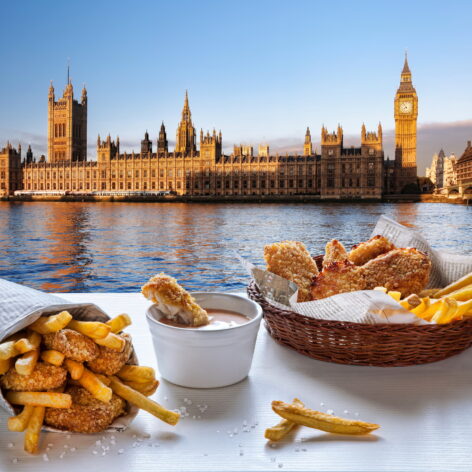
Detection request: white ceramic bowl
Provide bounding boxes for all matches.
[146,292,263,388]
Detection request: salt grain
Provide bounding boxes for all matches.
[327,409,334,415]
[7,442,14,448]
[343,410,349,414]
[71,447,76,452]
[354,412,359,416]
[118,449,124,454]
[43,454,49,461]
[12,458,18,464]
[66,434,71,440]
[59,452,66,459]
[92,451,98,455]
[95,440,101,446]
[320,402,325,406]
[47,443,53,447]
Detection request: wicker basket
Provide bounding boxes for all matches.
[247,258,472,366]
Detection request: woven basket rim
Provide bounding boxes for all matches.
[248,279,472,330]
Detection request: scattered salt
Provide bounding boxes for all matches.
[66,434,71,440]
[343,410,349,414]
[47,443,53,447]
[42,454,49,462]
[327,409,334,415]
[118,449,124,454]
[320,402,325,406]
[64,444,69,449]
[95,440,101,446]
[92,451,98,455]
[12,458,18,464]
[59,452,66,459]
[70,447,76,452]
[7,442,14,448]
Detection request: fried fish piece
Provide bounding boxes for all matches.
[348,235,396,266]
[44,386,126,433]
[311,248,431,300]
[142,273,209,327]
[361,248,431,297]
[264,241,319,302]
[0,362,67,392]
[323,239,348,268]
[43,329,99,362]
[87,333,133,376]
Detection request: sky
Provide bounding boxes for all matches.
[0,0,471,174]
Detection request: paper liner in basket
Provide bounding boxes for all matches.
[243,216,472,325]
[0,278,139,432]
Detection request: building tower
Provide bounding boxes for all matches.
[47,74,88,163]
[394,53,418,192]
[141,130,152,154]
[175,91,197,155]
[158,122,168,154]
[304,127,313,156]
[200,129,222,160]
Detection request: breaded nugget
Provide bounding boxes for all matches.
[264,241,319,302]
[142,273,209,327]
[43,329,99,362]
[348,235,395,266]
[361,248,431,297]
[323,240,348,268]
[44,386,126,433]
[87,333,132,376]
[311,261,363,300]
[0,362,66,391]
[311,248,431,300]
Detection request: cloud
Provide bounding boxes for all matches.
[2,120,470,175]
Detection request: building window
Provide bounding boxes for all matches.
[270,180,275,188]
[136,182,139,189]
[112,182,116,190]
[128,182,131,189]
[159,170,164,178]
[102,182,106,190]
[120,182,124,190]
[279,180,285,188]
[101,171,106,178]
[135,170,139,178]
[160,181,164,189]
[144,182,148,190]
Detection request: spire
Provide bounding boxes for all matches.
[306,126,311,137]
[402,51,411,74]
[160,121,165,131]
[67,58,70,84]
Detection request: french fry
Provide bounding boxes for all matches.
[447,285,472,302]
[431,299,453,324]
[265,398,304,441]
[457,299,472,318]
[117,365,156,383]
[123,379,159,396]
[14,332,42,354]
[410,297,430,316]
[373,287,387,293]
[64,359,84,380]
[8,404,35,432]
[78,367,112,403]
[6,391,72,408]
[110,376,179,425]
[435,273,472,297]
[272,401,379,435]
[399,300,411,309]
[94,373,112,386]
[435,299,460,324]
[387,291,402,302]
[41,349,65,366]
[29,311,73,334]
[94,332,125,351]
[24,406,45,454]
[419,288,440,298]
[15,349,39,376]
[67,319,111,339]
[415,299,441,321]
[0,340,19,360]
[106,313,132,333]
[0,358,11,374]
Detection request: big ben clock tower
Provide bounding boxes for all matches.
[394,53,418,193]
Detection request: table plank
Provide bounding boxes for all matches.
[1,293,471,471]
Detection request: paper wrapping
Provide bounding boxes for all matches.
[246,216,472,325]
[0,278,138,432]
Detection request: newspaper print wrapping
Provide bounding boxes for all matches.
[247,216,472,325]
[0,278,138,431]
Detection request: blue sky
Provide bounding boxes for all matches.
[1,0,471,173]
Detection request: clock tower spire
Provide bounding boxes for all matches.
[394,52,418,193]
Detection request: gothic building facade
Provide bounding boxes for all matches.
[1,58,418,199]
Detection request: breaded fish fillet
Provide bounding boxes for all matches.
[43,329,99,362]
[348,235,395,266]
[323,240,348,268]
[361,248,431,296]
[264,241,319,302]
[142,273,209,326]
[87,333,132,376]
[311,248,431,300]
[44,386,126,433]
[0,362,67,391]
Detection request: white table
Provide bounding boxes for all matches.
[1,293,471,472]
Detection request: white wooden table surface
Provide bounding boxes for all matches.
[1,293,471,472]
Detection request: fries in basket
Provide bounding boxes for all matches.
[0,312,180,454]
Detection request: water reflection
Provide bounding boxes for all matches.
[0,202,470,292]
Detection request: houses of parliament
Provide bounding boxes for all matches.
[0,57,418,199]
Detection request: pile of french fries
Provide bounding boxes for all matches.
[0,311,179,454]
[377,271,472,324]
[265,399,379,441]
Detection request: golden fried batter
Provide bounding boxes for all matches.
[44,386,126,433]
[87,333,132,376]
[311,248,431,300]
[361,248,431,296]
[348,235,395,266]
[323,239,348,268]
[264,241,319,302]
[43,329,99,362]
[0,362,67,391]
[142,273,209,326]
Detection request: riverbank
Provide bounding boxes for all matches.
[1,193,470,204]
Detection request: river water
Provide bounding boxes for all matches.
[0,202,470,292]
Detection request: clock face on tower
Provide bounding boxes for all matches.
[399,101,413,114]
